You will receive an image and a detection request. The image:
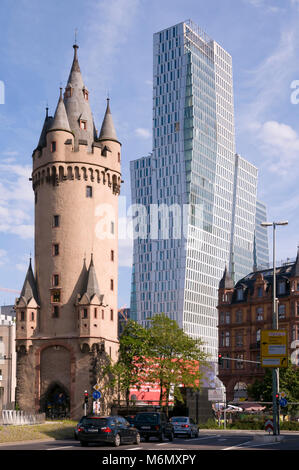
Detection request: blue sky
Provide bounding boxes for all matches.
[1,0,299,307]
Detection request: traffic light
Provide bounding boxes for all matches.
[84,391,89,404]
[218,354,223,366]
[275,393,280,406]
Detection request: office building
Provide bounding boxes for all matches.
[130,20,261,360]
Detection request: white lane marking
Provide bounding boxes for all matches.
[223,440,253,450]
[223,439,281,450]
[47,446,75,450]
[183,434,218,442]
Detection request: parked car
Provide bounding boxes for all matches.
[124,415,136,426]
[74,416,85,440]
[170,416,199,438]
[76,415,141,447]
[134,412,174,442]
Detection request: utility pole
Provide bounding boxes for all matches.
[261,221,288,436]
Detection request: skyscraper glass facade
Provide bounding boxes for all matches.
[254,200,270,269]
[130,21,260,359]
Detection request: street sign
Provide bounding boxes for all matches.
[265,419,273,433]
[279,391,286,399]
[261,330,288,368]
[279,398,288,408]
[93,383,101,391]
[208,388,225,402]
[92,390,101,400]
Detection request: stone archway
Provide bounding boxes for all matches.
[41,382,70,418]
[39,345,71,417]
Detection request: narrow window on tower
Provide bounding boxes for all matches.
[118,152,121,163]
[20,311,25,321]
[83,308,88,319]
[53,215,60,227]
[53,274,59,287]
[86,186,92,198]
[53,306,59,318]
[102,309,104,319]
[94,308,97,319]
[53,244,59,256]
[110,279,114,291]
[111,250,114,262]
[111,221,114,234]
[110,309,114,321]
[52,290,61,303]
[51,141,56,152]
[80,119,87,130]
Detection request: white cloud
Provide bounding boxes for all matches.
[135,127,151,139]
[257,120,299,175]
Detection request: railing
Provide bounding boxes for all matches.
[0,410,45,425]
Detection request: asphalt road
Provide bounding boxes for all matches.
[1,429,299,451]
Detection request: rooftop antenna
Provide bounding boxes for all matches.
[74,28,78,46]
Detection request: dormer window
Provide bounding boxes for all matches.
[83,89,89,101]
[237,288,244,301]
[278,280,286,295]
[65,87,72,98]
[80,120,87,130]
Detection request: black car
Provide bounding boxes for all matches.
[77,415,141,447]
[134,412,174,442]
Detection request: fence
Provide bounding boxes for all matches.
[0,410,45,425]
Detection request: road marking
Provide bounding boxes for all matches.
[47,446,75,450]
[183,434,217,442]
[223,439,281,450]
[223,440,253,450]
[156,442,168,446]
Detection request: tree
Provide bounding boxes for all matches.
[247,360,299,415]
[103,320,149,407]
[145,314,210,415]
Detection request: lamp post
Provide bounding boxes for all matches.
[261,221,288,436]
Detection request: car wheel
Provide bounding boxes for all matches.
[113,433,121,447]
[134,432,141,445]
[80,441,88,447]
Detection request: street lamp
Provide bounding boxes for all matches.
[260,221,288,436]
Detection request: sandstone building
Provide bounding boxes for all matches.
[217,251,299,402]
[15,44,122,419]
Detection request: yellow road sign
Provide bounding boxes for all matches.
[260,330,288,368]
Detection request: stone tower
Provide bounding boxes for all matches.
[15,44,121,419]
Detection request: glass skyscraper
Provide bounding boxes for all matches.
[254,200,270,269]
[130,21,262,359]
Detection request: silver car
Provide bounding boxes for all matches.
[170,416,199,438]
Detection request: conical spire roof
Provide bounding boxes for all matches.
[19,258,39,304]
[98,98,119,142]
[48,88,71,133]
[37,107,53,149]
[80,254,103,302]
[219,265,234,289]
[63,44,97,149]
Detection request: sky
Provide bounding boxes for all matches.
[1,0,299,307]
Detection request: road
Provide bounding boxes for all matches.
[1,430,299,451]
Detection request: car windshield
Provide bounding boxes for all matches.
[135,413,159,424]
[171,417,188,423]
[81,417,108,427]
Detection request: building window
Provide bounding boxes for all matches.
[225,312,230,324]
[83,309,88,319]
[86,186,92,198]
[94,308,97,319]
[52,290,61,303]
[53,274,59,287]
[236,310,243,323]
[53,244,59,256]
[278,304,286,319]
[65,87,72,98]
[278,281,286,295]
[237,288,244,301]
[80,120,87,130]
[111,250,114,262]
[20,311,25,321]
[236,331,243,347]
[53,306,59,318]
[236,354,244,369]
[110,309,114,321]
[53,215,60,227]
[51,141,56,152]
[31,312,34,321]
[102,309,104,320]
[256,307,263,321]
[257,287,263,297]
[83,89,88,101]
[111,221,115,234]
[110,279,114,291]
[219,312,225,325]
